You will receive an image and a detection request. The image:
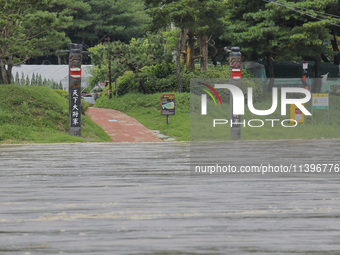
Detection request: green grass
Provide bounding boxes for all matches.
[243,94,340,140]
[95,92,190,141]
[0,84,111,144]
[241,92,340,140]
[96,91,340,141]
[191,91,340,141]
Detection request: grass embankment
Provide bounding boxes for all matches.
[96,92,340,141]
[0,84,111,144]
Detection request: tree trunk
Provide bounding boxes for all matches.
[0,58,12,84]
[331,30,340,65]
[312,55,322,93]
[266,53,275,92]
[209,38,218,67]
[321,53,330,63]
[0,60,3,84]
[163,24,167,53]
[334,52,340,66]
[176,27,185,93]
[199,34,209,71]
[7,56,13,84]
[186,32,195,71]
[180,28,188,62]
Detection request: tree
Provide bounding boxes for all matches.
[89,33,172,93]
[223,0,340,92]
[146,0,227,70]
[14,72,20,85]
[324,0,340,65]
[31,73,36,86]
[0,0,72,84]
[223,0,283,91]
[20,72,25,86]
[30,0,151,64]
[58,0,93,46]
[37,74,43,86]
[268,0,339,92]
[144,0,227,93]
[66,0,150,46]
[25,75,30,86]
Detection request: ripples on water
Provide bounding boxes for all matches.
[0,141,340,254]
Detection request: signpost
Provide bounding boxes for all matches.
[312,93,330,124]
[312,93,329,110]
[57,43,92,136]
[68,44,83,137]
[160,94,175,124]
[290,104,305,124]
[229,47,242,140]
[303,61,308,70]
[302,61,310,91]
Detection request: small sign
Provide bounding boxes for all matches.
[161,94,175,115]
[303,61,308,70]
[231,69,241,80]
[290,104,304,124]
[295,108,303,121]
[70,87,81,127]
[312,93,329,109]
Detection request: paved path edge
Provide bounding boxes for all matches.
[86,107,163,143]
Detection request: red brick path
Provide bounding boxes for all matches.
[86,107,162,142]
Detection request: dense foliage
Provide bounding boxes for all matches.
[0,0,150,83]
[65,0,150,46]
[1,0,340,94]
[222,0,340,92]
[0,0,72,84]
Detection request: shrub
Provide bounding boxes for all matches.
[108,63,264,102]
[117,71,140,95]
[54,89,90,115]
[54,89,68,99]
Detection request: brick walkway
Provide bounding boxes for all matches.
[86,107,162,142]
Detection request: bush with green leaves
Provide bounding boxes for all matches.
[116,71,140,95]
[112,62,177,95]
[54,89,90,115]
[103,64,264,103]
[89,33,173,88]
[137,62,177,93]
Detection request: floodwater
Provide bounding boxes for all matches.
[1,141,340,254]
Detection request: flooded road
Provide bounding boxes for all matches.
[1,141,340,254]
